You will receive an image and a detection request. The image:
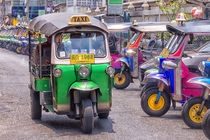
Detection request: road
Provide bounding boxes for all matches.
[0,48,207,140]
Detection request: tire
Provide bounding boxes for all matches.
[30,89,42,120]
[141,87,171,117]
[202,109,210,139]
[98,112,109,119]
[81,99,94,134]
[182,97,209,129]
[114,70,131,89]
[140,82,157,98]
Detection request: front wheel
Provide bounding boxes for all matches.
[202,109,210,139]
[182,97,209,129]
[30,89,42,120]
[114,70,131,89]
[141,87,171,117]
[81,99,94,134]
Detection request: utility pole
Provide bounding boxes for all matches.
[1,0,6,24]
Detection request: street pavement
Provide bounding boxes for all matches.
[0,48,207,140]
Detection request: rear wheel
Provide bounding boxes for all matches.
[114,70,131,89]
[98,112,109,119]
[81,99,94,134]
[202,109,210,139]
[182,97,209,129]
[30,89,42,120]
[141,87,170,117]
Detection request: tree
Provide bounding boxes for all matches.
[156,0,188,21]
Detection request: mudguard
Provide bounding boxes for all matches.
[188,77,210,89]
[115,57,129,67]
[145,69,159,75]
[69,81,99,92]
[145,72,169,86]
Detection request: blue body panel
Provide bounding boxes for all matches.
[146,72,169,86]
[205,61,210,76]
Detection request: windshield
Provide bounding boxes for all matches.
[55,32,106,58]
[164,34,185,54]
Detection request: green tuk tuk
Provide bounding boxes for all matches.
[28,13,114,133]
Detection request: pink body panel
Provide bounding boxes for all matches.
[181,62,203,100]
[111,53,121,68]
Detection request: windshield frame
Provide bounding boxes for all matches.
[164,34,185,55]
[55,31,107,59]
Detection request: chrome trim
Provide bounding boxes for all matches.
[188,78,210,90]
[162,61,177,69]
[78,65,90,78]
[115,58,129,67]
[70,87,99,91]
[145,76,169,86]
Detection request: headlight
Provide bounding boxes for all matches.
[162,61,177,69]
[126,48,136,57]
[154,57,160,67]
[78,65,90,78]
[106,65,115,77]
[53,68,62,77]
[198,61,205,75]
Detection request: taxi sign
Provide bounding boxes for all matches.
[68,16,91,25]
[160,48,170,58]
[70,54,94,64]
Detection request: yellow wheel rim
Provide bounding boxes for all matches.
[114,73,126,85]
[189,104,207,123]
[17,48,20,53]
[148,94,165,111]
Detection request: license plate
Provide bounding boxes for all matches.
[160,48,170,58]
[70,54,94,64]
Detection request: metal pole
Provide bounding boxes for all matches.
[28,31,31,72]
[39,33,42,78]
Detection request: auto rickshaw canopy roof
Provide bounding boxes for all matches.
[167,21,210,34]
[29,12,109,37]
[130,22,169,33]
[107,22,132,32]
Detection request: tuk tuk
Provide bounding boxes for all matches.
[107,22,132,70]
[28,13,114,133]
[113,22,168,89]
[141,21,210,117]
[182,59,210,129]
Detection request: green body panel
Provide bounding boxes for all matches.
[70,81,99,90]
[91,63,111,103]
[54,65,77,105]
[35,78,50,91]
[145,69,159,74]
[157,55,163,58]
[54,63,111,105]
